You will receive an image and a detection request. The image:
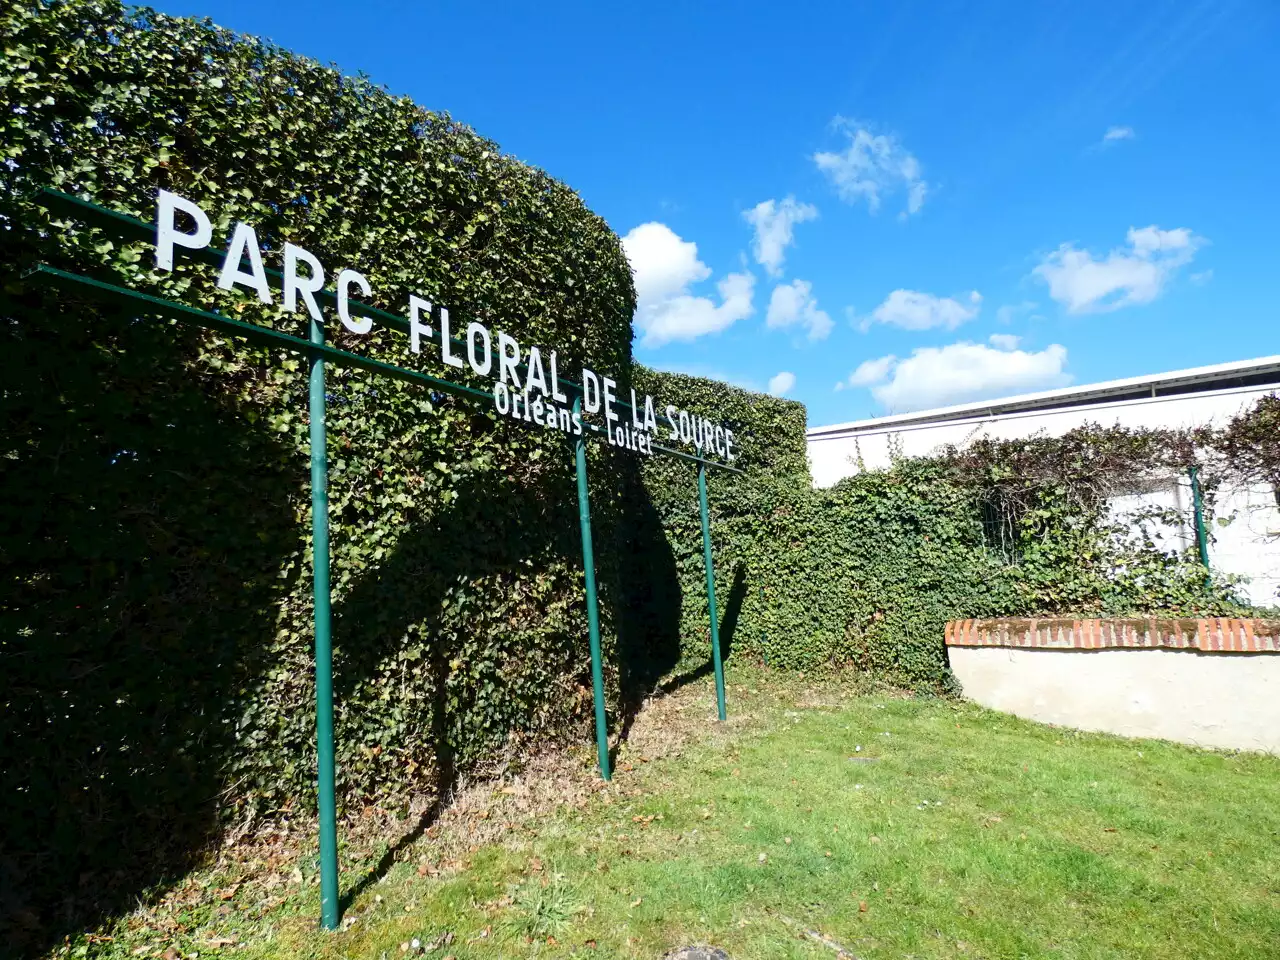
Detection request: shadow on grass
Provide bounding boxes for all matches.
[656,564,747,700]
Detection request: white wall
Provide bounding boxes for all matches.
[806,386,1280,607]
[950,645,1280,754]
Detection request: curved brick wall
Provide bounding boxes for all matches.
[944,618,1280,753]
[945,617,1280,654]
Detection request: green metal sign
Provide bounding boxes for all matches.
[28,187,739,931]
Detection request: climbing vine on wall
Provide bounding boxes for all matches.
[634,375,1268,689]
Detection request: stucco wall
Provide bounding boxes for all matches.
[950,645,1280,754]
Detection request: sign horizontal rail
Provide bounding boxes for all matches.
[23,263,745,475]
[25,264,494,402]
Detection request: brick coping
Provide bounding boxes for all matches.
[944,617,1280,654]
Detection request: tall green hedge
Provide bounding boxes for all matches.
[632,368,1021,687]
[0,0,658,942]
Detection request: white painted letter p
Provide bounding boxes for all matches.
[155,189,212,271]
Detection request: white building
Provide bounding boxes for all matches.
[806,356,1280,608]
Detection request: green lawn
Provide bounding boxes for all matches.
[67,667,1280,959]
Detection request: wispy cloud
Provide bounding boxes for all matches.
[743,196,818,277]
[995,301,1040,325]
[1101,125,1135,144]
[856,289,981,332]
[813,119,929,218]
[1033,225,1204,313]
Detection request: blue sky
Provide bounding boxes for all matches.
[155,0,1279,426]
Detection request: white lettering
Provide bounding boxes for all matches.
[408,295,433,354]
[217,222,272,303]
[336,268,372,334]
[603,377,618,427]
[583,369,601,413]
[549,352,568,403]
[466,321,492,375]
[283,243,325,323]
[666,404,679,440]
[497,332,522,388]
[526,346,549,397]
[439,307,463,367]
[630,389,644,429]
[155,190,212,271]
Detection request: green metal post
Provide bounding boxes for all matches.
[309,315,340,930]
[573,396,611,780]
[698,464,727,721]
[1189,465,1211,580]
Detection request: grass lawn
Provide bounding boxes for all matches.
[63,666,1280,960]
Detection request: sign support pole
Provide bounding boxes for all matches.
[573,397,611,780]
[309,317,341,930]
[1189,464,1211,586]
[698,464,727,721]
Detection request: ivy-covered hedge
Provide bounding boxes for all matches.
[1,0,655,941]
[633,371,1254,689]
[630,369,1019,687]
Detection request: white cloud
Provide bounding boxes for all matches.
[987,333,1021,350]
[623,222,708,304]
[846,355,897,388]
[1102,125,1135,143]
[1190,269,1213,285]
[813,120,929,217]
[767,371,796,397]
[766,279,833,340]
[622,222,756,346]
[1033,225,1204,314]
[843,336,1071,412]
[861,289,981,331]
[743,196,818,276]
